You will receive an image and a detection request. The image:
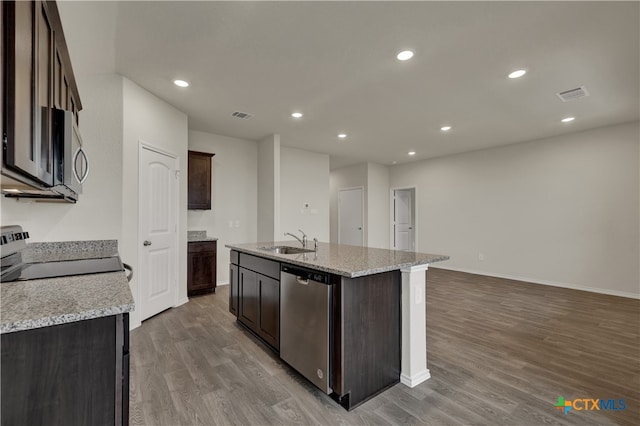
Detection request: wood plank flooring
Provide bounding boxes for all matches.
[129,268,639,425]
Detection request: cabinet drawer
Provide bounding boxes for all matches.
[230,250,239,265]
[239,253,280,280]
[188,241,216,253]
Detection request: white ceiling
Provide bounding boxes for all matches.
[61,1,639,169]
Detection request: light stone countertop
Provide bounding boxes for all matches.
[1,240,135,334]
[226,241,449,278]
[187,230,218,243]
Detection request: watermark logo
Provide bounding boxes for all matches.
[554,396,626,414]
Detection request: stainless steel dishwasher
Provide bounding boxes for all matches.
[280,264,332,394]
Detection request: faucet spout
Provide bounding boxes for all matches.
[284,230,308,248]
[284,232,305,247]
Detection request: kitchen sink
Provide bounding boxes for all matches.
[259,245,316,254]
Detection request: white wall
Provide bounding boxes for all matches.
[390,121,640,298]
[187,130,258,284]
[1,74,124,242]
[367,162,390,249]
[280,147,330,242]
[257,134,280,242]
[121,77,189,328]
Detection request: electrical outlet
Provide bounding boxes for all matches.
[478,252,485,261]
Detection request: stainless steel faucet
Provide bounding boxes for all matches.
[284,229,307,248]
[313,237,319,252]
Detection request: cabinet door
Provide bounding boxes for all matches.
[258,275,280,349]
[35,0,54,185]
[238,268,259,331]
[187,151,214,210]
[229,264,239,317]
[1,316,119,425]
[3,1,38,179]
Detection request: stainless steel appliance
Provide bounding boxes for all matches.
[0,226,126,283]
[1,109,88,202]
[280,264,332,394]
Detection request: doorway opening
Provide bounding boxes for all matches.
[391,187,416,251]
[338,187,364,246]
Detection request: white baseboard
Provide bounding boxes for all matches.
[400,369,431,388]
[217,280,229,286]
[431,266,640,299]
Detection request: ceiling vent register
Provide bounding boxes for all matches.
[556,86,590,102]
[231,111,254,120]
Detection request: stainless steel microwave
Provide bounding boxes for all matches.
[52,108,88,198]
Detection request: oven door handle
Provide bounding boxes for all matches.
[123,263,133,282]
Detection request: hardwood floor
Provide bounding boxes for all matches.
[129,268,639,425]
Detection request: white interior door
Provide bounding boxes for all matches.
[394,189,414,251]
[139,143,179,321]
[338,187,363,246]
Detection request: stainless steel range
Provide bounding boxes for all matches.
[0,225,127,283]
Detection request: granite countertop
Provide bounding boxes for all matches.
[226,241,449,278]
[187,230,218,243]
[1,240,135,334]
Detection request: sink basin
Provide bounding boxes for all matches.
[259,245,316,254]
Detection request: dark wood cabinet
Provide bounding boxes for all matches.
[238,267,259,327]
[257,274,279,348]
[1,313,130,425]
[229,254,239,316]
[187,150,214,210]
[235,253,280,350]
[331,271,401,410]
[187,240,217,296]
[2,0,82,188]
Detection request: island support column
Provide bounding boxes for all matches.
[400,264,430,387]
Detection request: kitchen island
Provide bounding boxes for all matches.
[226,241,448,410]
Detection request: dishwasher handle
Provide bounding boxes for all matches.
[281,264,330,284]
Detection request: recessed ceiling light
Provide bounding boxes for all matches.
[408,151,416,156]
[561,116,575,123]
[440,126,452,131]
[338,133,347,139]
[291,112,303,118]
[508,69,527,79]
[392,161,397,165]
[396,50,414,61]
[174,79,189,87]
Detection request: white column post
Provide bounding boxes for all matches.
[400,264,430,387]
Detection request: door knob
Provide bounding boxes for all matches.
[143,240,152,246]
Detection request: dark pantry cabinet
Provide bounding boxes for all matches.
[1,313,130,426]
[2,0,82,188]
[187,150,214,210]
[187,240,217,296]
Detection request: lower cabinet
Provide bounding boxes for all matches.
[1,313,130,425]
[229,263,239,316]
[231,252,281,351]
[187,241,217,296]
[238,267,280,350]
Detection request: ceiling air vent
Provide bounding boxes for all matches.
[556,86,590,102]
[231,111,253,120]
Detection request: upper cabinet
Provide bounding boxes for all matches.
[1,0,83,198]
[188,150,214,210]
